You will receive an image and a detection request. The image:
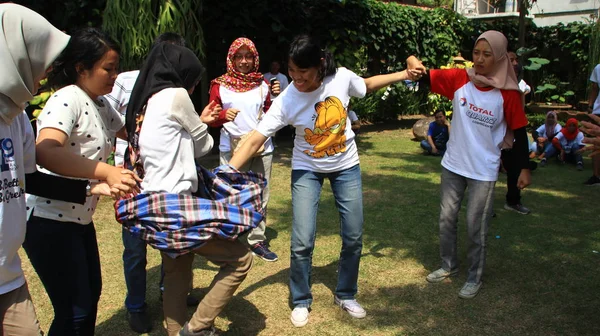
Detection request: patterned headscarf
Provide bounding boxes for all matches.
[211,37,263,92]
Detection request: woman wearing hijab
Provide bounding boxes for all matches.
[0,4,71,334]
[550,118,585,170]
[123,42,261,336]
[208,37,279,262]
[409,30,531,299]
[533,111,562,161]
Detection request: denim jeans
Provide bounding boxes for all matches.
[543,142,558,158]
[290,164,363,306]
[23,216,102,336]
[420,140,445,156]
[122,229,149,312]
[438,167,495,284]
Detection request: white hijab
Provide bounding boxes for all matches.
[0,4,70,124]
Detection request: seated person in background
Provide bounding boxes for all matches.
[347,105,361,134]
[544,118,584,170]
[532,111,561,159]
[420,110,449,156]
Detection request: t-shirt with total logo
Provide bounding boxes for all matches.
[256,67,366,173]
[430,69,528,181]
[26,85,125,224]
[0,113,36,295]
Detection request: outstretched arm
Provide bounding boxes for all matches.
[228,131,269,169]
[364,56,424,93]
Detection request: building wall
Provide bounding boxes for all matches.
[456,0,599,26]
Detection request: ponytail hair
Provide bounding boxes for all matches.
[288,34,336,81]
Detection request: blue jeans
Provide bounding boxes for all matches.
[290,164,363,306]
[123,229,149,312]
[420,140,445,156]
[543,142,557,158]
[23,216,102,335]
[122,229,167,312]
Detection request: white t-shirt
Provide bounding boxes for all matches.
[139,88,213,195]
[263,72,289,92]
[105,70,139,166]
[430,69,528,181]
[26,85,125,224]
[535,123,562,139]
[0,113,36,294]
[554,131,584,153]
[216,82,275,154]
[590,64,600,115]
[257,67,366,173]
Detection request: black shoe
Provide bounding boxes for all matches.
[186,294,200,307]
[160,291,200,307]
[577,161,584,171]
[179,322,218,336]
[127,311,152,334]
[584,175,600,186]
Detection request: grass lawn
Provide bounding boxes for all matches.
[21,120,600,335]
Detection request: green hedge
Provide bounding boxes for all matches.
[39,0,587,120]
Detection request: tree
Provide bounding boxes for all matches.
[102,0,204,71]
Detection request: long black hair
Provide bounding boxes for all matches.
[47,28,120,90]
[288,35,336,81]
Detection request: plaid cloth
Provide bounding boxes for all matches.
[115,164,266,257]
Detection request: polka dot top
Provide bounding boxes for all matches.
[26,85,125,225]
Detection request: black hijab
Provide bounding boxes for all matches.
[126,43,205,142]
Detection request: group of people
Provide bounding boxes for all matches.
[3,3,598,336]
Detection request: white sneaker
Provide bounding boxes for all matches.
[458,282,482,299]
[334,297,367,318]
[290,306,309,327]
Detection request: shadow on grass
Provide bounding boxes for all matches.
[94,258,267,336]
[264,139,600,334]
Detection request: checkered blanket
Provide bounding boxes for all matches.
[115,165,265,257]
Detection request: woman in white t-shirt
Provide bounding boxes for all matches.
[228,34,420,327]
[410,31,531,299]
[532,111,561,160]
[208,37,279,262]
[23,28,139,335]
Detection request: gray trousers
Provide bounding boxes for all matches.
[438,167,495,284]
[220,151,272,246]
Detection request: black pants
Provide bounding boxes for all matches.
[501,149,521,206]
[23,216,102,336]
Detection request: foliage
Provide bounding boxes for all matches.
[15,0,106,31]
[102,0,204,71]
[427,59,475,118]
[416,0,453,7]
[523,55,576,105]
[28,79,54,122]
